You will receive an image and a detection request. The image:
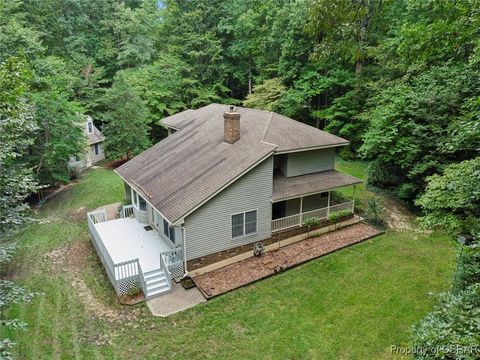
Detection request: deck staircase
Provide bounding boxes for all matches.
[143,269,171,298]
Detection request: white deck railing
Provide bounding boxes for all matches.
[87,209,116,284]
[87,209,147,296]
[87,208,186,297]
[271,200,354,233]
[121,205,134,218]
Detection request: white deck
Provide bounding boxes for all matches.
[94,217,171,273]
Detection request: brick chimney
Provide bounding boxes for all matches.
[224,105,240,144]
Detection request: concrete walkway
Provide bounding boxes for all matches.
[146,282,206,317]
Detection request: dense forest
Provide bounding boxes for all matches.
[1,0,479,357]
[2,0,478,200]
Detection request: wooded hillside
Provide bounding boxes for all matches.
[2,0,478,204]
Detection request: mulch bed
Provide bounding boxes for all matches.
[193,222,382,298]
[118,292,146,305]
[103,158,129,169]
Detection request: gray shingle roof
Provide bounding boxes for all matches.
[116,104,350,224]
[85,115,104,145]
[87,125,104,145]
[272,170,362,202]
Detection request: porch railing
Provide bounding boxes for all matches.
[271,214,301,233]
[271,200,354,233]
[121,204,134,218]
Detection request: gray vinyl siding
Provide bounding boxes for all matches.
[146,204,178,248]
[283,148,334,177]
[184,156,273,260]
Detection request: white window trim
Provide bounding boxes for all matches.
[162,218,176,246]
[230,209,258,240]
[131,188,147,212]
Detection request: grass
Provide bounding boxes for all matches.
[335,156,374,210]
[2,162,456,359]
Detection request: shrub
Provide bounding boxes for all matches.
[411,284,480,359]
[328,210,351,222]
[303,216,321,236]
[127,286,140,297]
[453,239,480,292]
[365,196,385,227]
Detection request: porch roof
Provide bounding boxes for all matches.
[272,170,362,202]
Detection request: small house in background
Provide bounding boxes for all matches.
[69,115,105,170]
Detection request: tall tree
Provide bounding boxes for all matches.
[102,74,151,159]
[0,58,40,359]
[30,57,86,185]
[243,78,286,111]
[308,0,384,76]
[0,0,43,62]
[360,0,480,202]
[0,57,39,236]
[416,157,480,236]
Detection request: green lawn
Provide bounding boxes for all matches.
[2,164,456,359]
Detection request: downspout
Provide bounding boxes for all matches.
[182,225,188,278]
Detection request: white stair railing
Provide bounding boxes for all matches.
[162,247,184,278]
[160,253,172,290]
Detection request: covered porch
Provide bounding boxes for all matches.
[271,169,362,232]
[87,205,184,299]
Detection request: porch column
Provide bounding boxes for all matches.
[327,191,331,217]
[182,226,187,274]
[299,196,303,226]
[352,185,357,212]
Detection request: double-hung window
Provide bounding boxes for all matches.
[163,219,175,244]
[231,210,257,239]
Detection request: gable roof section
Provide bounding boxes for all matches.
[272,170,362,202]
[87,125,104,145]
[116,104,349,224]
[264,113,348,152]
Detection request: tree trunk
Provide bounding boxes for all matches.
[355,60,363,76]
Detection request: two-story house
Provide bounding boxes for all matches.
[69,115,105,170]
[87,104,361,299]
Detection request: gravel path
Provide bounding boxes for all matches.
[193,222,382,298]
